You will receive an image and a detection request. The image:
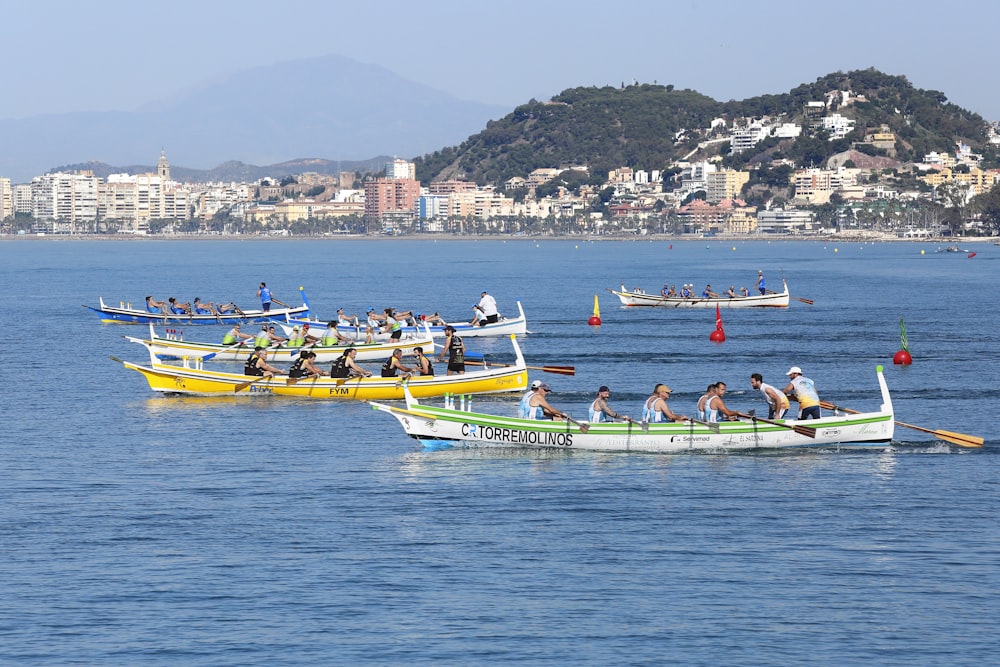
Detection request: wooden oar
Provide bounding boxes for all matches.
[766,288,813,305]
[335,374,368,386]
[234,374,273,392]
[819,401,983,448]
[286,374,323,385]
[199,339,249,361]
[735,411,816,438]
[688,418,721,433]
[464,360,575,376]
[562,414,589,433]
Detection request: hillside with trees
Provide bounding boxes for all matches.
[415,69,995,186]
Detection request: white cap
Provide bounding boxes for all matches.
[530,380,542,389]
[786,366,803,376]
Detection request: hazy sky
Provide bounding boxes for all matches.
[3,0,999,121]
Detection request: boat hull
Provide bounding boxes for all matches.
[116,333,529,400]
[282,301,528,339]
[121,360,526,400]
[86,296,310,324]
[608,283,789,308]
[126,330,436,363]
[372,369,896,453]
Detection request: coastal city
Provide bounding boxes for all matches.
[3,89,1000,239]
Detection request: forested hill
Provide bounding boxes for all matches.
[414,69,992,186]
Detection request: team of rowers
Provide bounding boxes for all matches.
[227,318,468,381]
[661,271,769,299]
[518,367,822,425]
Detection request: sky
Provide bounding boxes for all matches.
[3,0,1000,122]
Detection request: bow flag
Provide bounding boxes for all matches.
[715,304,723,330]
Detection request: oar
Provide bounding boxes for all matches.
[234,374,273,392]
[286,374,322,385]
[335,374,368,386]
[819,401,983,448]
[793,296,815,305]
[735,411,816,438]
[463,360,575,376]
[688,418,721,433]
[200,339,249,361]
[561,414,589,433]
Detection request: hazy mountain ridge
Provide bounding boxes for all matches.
[1,55,507,183]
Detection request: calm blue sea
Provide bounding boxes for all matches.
[1,238,998,666]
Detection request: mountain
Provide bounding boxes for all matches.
[415,69,994,185]
[52,157,394,183]
[0,55,508,183]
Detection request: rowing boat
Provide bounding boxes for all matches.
[113,334,527,400]
[608,280,790,308]
[371,367,896,453]
[85,287,311,324]
[124,324,435,363]
[282,301,529,339]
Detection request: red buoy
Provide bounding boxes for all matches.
[893,350,912,365]
[709,304,725,342]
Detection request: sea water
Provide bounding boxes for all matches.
[1,238,997,665]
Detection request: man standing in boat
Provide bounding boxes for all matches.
[472,291,499,326]
[782,367,821,419]
[438,325,466,375]
[750,373,790,419]
[257,282,288,312]
[756,271,766,295]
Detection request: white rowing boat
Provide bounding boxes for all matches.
[125,324,435,363]
[371,367,897,453]
[608,280,790,308]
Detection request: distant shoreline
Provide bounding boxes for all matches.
[1,232,996,244]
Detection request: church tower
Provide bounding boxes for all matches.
[157,150,170,181]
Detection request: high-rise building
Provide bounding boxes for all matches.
[32,172,99,230]
[365,177,420,230]
[385,158,416,180]
[0,178,12,221]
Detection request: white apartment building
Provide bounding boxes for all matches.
[792,167,859,204]
[821,113,856,140]
[730,122,769,153]
[13,184,32,214]
[385,158,416,180]
[192,183,254,220]
[101,173,191,231]
[0,178,11,220]
[773,123,802,139]
[756,208,818,234]
[32,172,99,229]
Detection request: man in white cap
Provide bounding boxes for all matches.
[782,366,821,419]
[518,379,543,418]
[526,383,566,421]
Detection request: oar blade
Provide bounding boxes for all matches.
[794,426,817,438]
[541,365,575,376]
[934,430,984,448]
